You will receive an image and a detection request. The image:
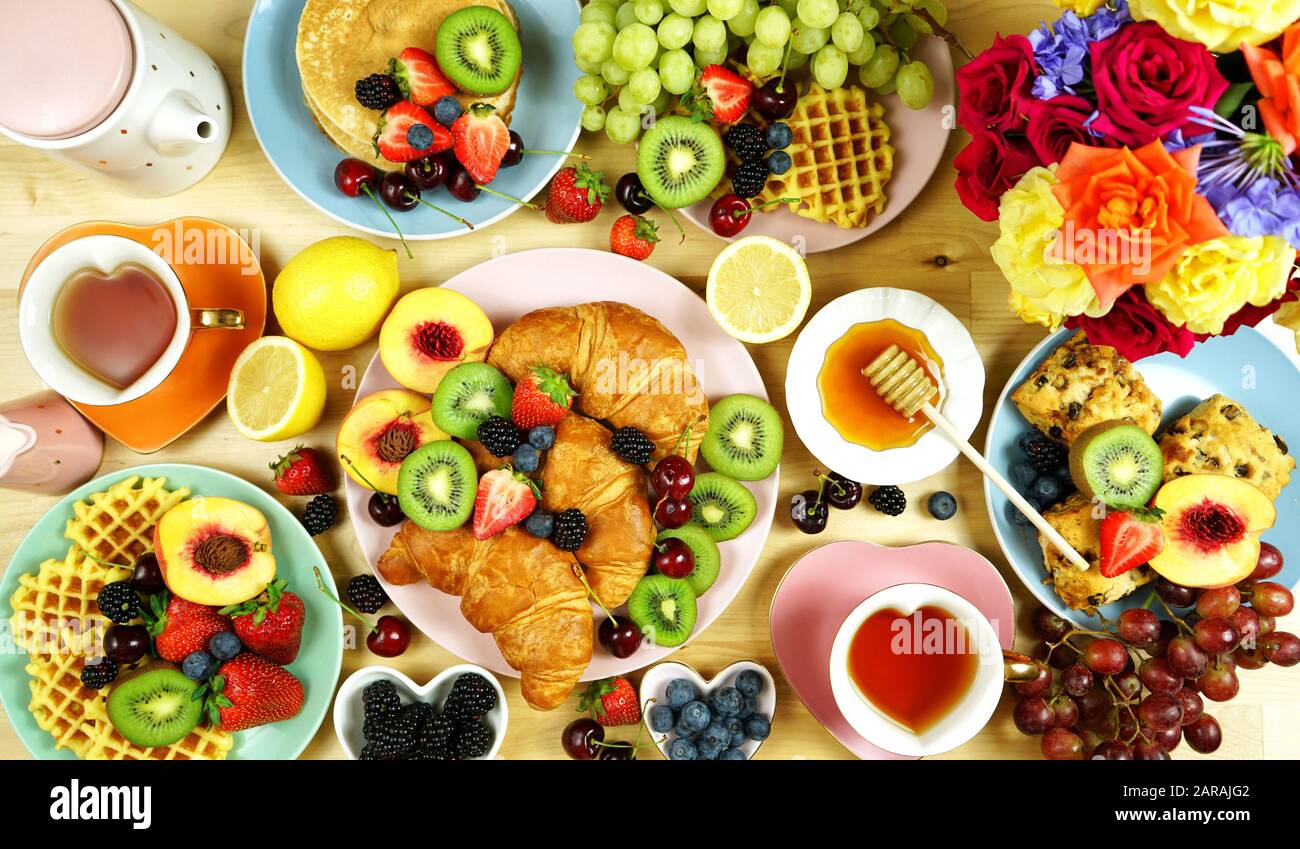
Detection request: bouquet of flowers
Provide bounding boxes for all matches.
[954,0,1300,361]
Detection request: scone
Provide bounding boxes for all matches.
[1011,332,1161,443]
[1159,394,1294,501]
[1038,493,1153,613]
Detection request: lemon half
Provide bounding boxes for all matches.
[226,336,327,442]
[706,236,812,344]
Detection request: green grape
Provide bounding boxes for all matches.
[657,12,695,48]
[831,11,864,52]
[693,14,728,53]
[918,0,948,26]
[613,23,659,70]
[903,12,932,35]
[628,67,662,103]
[694,44,729,67]
[786,47,810,69]
[581,3,617,26]
[858,5,880,30]
[776,0,800,13]
[790,21,829,54]
[846,37,875,65]
[605,106,642,144]
[668,0,707,15]
[727,0,761,36]
[746,40,784,76]
[618,86,647,113]
[896,59,934,108]
[573,74,609,106]
[601,56,632,85]
[614,1,640,29]
[658,48,696,94]
[858,43,897,86]
[812,44,849,88]
[650,89,672,116]
[575,54,605,74]
[581,104,607,132]
[797,0,839,29]
[753,6,792,47]
[707,0,744,20]
[634,0,665,25]
[873,75,897,95]
[573,22,617,65]
[888,17,919,50]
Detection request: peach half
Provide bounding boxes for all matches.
[337,389,448,495]
[155,497,277,606]
[1148,475,1276,589]
[378,288,494,393]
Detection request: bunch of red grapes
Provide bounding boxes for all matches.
[1013,543,1297,760]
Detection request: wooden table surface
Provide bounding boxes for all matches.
[1,0,1296,760]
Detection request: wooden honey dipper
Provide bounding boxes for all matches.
[864,345,1091,572]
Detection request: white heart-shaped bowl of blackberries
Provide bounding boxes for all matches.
[640,660,776,760]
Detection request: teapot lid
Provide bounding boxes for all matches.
[0,0,133,139]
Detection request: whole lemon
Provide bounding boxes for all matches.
[272,237,400,351]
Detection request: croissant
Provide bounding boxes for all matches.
[487,301,710,462]
[377,523,593,711]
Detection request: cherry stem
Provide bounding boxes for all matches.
[361,184,413,259]
[571,565,615,622]
[476,183,542,210]
[657,205,687,244]
[338,453,392,502]
[673,414,707,457]
[313,566,376,634]
[78,547,127,569]
[405,193,475,229]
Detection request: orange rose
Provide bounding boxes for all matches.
[1242,24,1300,155]
[1051,141,1228,308]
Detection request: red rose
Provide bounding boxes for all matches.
[954,131,1040,222]
[956,34,1039,135]
[1066,288,1196,362]
[1089,22,1228,147]
[1025,95,1113,165]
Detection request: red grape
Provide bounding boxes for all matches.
[1076,689,1114,722]
[1227,606,1261,650]
[1048,644,1079,670]
[1148,619,1179,658]
[1062,663,1095,697]
[1041,727,1085,760]
[1113,671,1142,701]
[1197,663,1239,702]
[1234,646,1268,670]
[1167,636,1210,678]
[1031,607,1072,643]
[1261,631,1300,667]
[1175,687,1203,726]
[1118,608,1162,645]
[1196,586,1241,619]
[1151,725,1182,753]
[1155,577,1197,607]
[1138,692,1184,731]
[1248,582,1294,617]
[1184,714,1222,754]
[1013,697,1055,735]
[1250,542,1283,580]
[1083,638,1129,675]
[1193,618,1240,654]
[1012,661,1053,697]
[1091,740,1133,760]
[1138,658,1181,694]
[1133,741,1171,760]
[1259,614,1276,637]
[1051,696,1079,728]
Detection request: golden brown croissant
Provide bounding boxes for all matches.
[487,302,710,462]
[377,523,593,711]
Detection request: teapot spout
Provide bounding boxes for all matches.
[147,92,220,154]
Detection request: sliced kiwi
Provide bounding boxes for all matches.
[656,525,721,596]
[627,574,698,648]
[687,472,757,542]
[435,6,522,96]
[636,116,726,209]
[398,440,478,531]
[1068,420,1164,509]
[106,662,202,748]
[701,394,783,481]
[431,362,513,440]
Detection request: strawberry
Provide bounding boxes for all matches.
[270,446,333,496]
[373,101,451,163]
[578,676,640,726]
[1099,508,1166,578]
[472,468,539,540]
[388,47,454,107]
[545,163,610,224]
[451,103,510,184]
[690,65,754,124]
[609,214,660,261]
[219,579,306,665]
[148,594,232,663]
[511,365,576,428]
[204,653,304,733]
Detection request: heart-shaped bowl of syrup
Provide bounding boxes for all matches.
[639,660,777,760]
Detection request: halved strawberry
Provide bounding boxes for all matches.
[472,468,540,540]
[373,101,451,163]
[452,103,511,185]
[694,65,754,124]
[389,47,455,107]
[1099,508,1165,578]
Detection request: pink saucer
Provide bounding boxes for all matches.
[769,539,1015,760]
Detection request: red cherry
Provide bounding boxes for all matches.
[651,455,695,499]
[654,497,692,529]
[562,718,605,760]
[597,616,643,658]
[104,624,150,665]
[654,538,695,578]
[405,155,448,190]
[709,194,753,237]
[334,158,378,197]
[367,615,410,657]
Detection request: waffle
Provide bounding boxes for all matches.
[756,83,895,229]
[7,546,122,656]
[64,476,189,568]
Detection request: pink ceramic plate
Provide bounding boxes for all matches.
[681,38,955,253]
[345,248,778,681]
[769,539,1015,759]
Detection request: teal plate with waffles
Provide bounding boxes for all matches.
[0,464,344,760]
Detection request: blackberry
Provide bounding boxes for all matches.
[731,160,770,198]
[610,427,654,465]
[362,679,401,720]
[302,494,336,536]
[375,710,419,758]
[97,581,140,624]
[444,672,498,721]
[355,73,402,111]
[79,658,118,690]
[363,714,390,744]
[411,745,454,760]
[456,719,494,759]
[868,485,907,517]
[347,574,389,614]
[477,415,523,457]
[724,123,768,162]
[1026,439,1068,475]
[418,713,456,750]
[551,508,589,552]
[358,744,380,760]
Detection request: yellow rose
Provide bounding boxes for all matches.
[991,166,1104,329]
[1055,0,1106,15]
[1130,0,1300,52]
[1146,235,1295,334]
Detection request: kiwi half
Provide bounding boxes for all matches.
[398,440,478,531]
[701,394,783,481]
[636,116,726,209]
[627,574,698,647]
[1068,420,1164,509]
[656,524,721,596]
[432,362,513,440]
[687,472,757,542]
[435,7,522,96]
[106,662,202,748]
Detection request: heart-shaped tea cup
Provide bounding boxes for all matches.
[333,664,508,760]
[639,660,777,760]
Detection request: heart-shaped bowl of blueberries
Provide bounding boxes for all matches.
[639,660,776,761]
[333,664,508,760]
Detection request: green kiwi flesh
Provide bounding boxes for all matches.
[701,394,783,481]
[656,524,721,596]
[106,663,202,748]
[627,574,698,647]
[1068,420,1164,509]
[431,362,513,440]
[636,116,725,209]
[687,472,757,542]
[435,7,522,96]
[398,440,478,531]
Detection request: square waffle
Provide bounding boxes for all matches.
[64,476,189,568]
[8,546,121,656]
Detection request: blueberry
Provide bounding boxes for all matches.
[667,737,698,761]
[512,443,540,473]
[649,704,675,733]
[680,699,711,731]
[702,721,730,747]
[1030,475,1063,504]
[528,425,555,451]
[744,714,771,741]
[927,491,958,520]
[433,95,462,128]
[724,716,746,748]
[766,150,792,175]
[208,631,241,661]
[1018,430,1047,454]
[719,747,747,760]
[524,509,554,539]
[738,695,757,719]
[735,669,763,697]
[697,738,725,760]
[181,650,216,682]
[1011,461,1038,490]
[407,123,434,151]
[765,122,792,149]
[1005,500,1032,528]
[673,718,696,740]
[714,686,744,716]
[665,678,696,709]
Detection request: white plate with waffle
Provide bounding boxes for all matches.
[682,37,954,254]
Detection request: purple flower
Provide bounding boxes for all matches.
[1163,128,1216,153]
[1029,0,1131,101]
[1207,178,1300,249]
